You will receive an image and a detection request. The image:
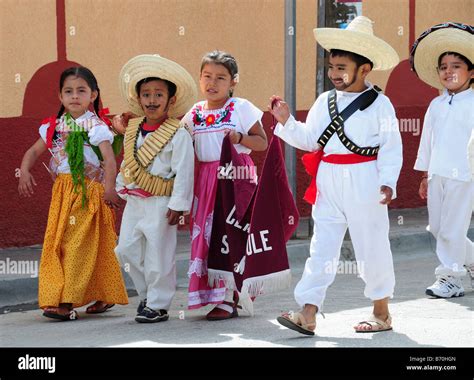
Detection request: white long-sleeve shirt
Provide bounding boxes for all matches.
[116,127,194,212]
[414,88,474,182]
[274,84,403,197]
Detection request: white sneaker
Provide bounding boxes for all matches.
[426,276,465,298]
[464,264,474,288]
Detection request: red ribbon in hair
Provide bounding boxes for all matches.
[98,108,112,127]
[42,116,57,149]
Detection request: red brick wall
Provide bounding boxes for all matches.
[1,117,53,248]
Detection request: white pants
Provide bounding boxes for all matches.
[428,175,474,278]
[115,196,177,310]
[294,161,395,309]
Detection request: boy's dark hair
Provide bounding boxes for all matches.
[438,52,473,85]
[57,66,101,118]
[329,49,374,70]
[200,50,238,96]
[135,77,177,98]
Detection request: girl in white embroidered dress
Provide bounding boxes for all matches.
[181,50,268,319]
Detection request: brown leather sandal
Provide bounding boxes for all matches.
[277,312,316,336]
[43,306,78,321]
[354,314,392,333]
[85,301,115,314]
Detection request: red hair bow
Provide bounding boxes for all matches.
[98,108,112,127]
[42,116,57,149]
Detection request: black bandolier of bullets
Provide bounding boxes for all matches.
[317,90,379,157]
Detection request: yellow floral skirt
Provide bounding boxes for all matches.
[38,174,128,309]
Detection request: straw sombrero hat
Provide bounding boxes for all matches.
[120,54,198,118]
[410,22,474,89]
[313,16,399,71]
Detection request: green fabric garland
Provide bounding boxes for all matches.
[63,113,124,208]
[64,113,88,207]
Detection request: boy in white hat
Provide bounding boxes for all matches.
[114,54,197,323]
[269,16,402,335]
[411,23,474,298]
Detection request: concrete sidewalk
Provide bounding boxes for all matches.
[0,207,473,314]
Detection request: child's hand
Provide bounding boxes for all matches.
[166,208,183,225]
[112,115,127,135]
[103,189,122,209]
[226,130,242,145]
[419,178,428,199]
[18,170,37,198]
[379,185,393,205]
[268,95,291,125]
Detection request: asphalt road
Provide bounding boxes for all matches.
[1,248,472,348]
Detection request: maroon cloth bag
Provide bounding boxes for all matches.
[208,134,299,298]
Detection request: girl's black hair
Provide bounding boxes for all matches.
[438,52,474,85]
[57,66,101,118]
[330,49,374,70]
[135,77,177,98]
[200,50,239,96]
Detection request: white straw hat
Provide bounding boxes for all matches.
[120,54,198,118]
[313,16,399,71]
[410,22,474,89]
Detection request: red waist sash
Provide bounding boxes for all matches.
[302,151,377,204]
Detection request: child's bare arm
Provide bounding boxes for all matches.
[227,122,268,152]
[18,138,47,197]
[98,141,121,209]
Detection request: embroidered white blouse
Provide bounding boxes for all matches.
[181,97,263,162]
[38,110,113,180]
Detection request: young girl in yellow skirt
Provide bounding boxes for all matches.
[18,66,128,321]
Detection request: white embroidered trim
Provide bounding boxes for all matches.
[240,269,292,297]
[191,224,201,242]
[207,269,236,290]
[187,258,208,278]
[188,289,226,306]
[204,211,214,247]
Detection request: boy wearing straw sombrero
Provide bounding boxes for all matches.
[269,16,402,335]
[114,54,197,323]
[411,23,474,298]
